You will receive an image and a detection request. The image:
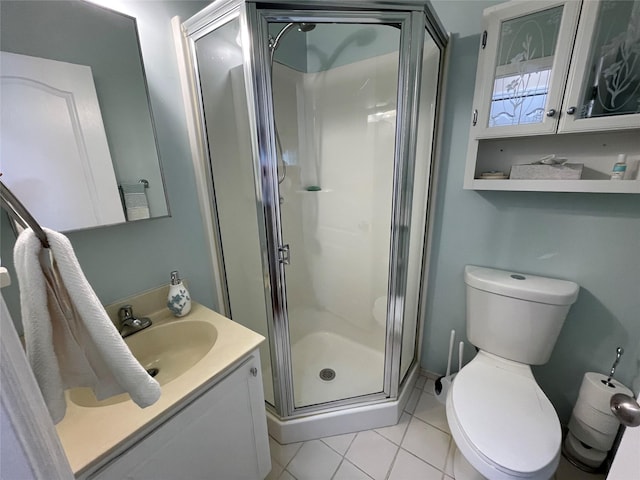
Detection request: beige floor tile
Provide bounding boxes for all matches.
[375,412,411,445]
[388,449,443,480]
[321,432,356,456]
[346,431,399,480]
[404,388,422,414]
[279,471,297,480]
[413,391,450,433]
[424,378,436,395]
[269,436,303,467]
[287,440,341,480]
[333,459,374,480]
[265,458,285,480]
[444,438,455,477]
[401,417,451,471]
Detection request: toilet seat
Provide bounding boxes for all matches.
[446,352,561,480]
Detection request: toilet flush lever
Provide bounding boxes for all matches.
[602,347,624,388]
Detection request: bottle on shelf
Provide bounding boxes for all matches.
[610,154,627,180]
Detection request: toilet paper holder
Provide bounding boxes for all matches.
[610,393,640,428]
[601,347,624,388]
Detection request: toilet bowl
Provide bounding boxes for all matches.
[446,352,561,480]
[446,266,579,480]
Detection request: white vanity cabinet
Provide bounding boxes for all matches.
[464,0,640,193]
[86,352,270,480]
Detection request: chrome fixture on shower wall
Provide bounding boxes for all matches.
[268,22,316,184]
[180,0,447,438]
[269,22,316,55]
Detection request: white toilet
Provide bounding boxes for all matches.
[446,265,579,480]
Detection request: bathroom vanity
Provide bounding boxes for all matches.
[88,354,267,480]
[56,290,270,480]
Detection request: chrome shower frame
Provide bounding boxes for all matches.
[182,0,448,423]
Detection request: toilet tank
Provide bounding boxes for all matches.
[464,265,579,365]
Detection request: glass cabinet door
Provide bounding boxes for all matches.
[559,0,640,133]
[473,0,581,138]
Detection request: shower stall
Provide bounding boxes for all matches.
[177,0,447,442]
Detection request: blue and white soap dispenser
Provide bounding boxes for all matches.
[167,270,191,317]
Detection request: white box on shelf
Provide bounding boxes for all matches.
[509,163,584,180]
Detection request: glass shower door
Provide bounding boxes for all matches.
[185,0,446,423]
[270,22,401,408]
[192,16,276,406]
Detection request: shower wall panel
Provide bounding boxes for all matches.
[301,52,397,334]
[274,52,398,349]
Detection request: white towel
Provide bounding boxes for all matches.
[14,228,161,423]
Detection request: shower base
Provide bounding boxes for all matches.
[263,306,417,443]
[262,329,384,410]
[262,306,386,407]
[292,330,384,406]
[267,362,417,444]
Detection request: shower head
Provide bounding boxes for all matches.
[269,22,317,53]
[297,23,316,32]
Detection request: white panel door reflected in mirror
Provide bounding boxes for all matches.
[0,0,169,230]
[1,52,126,231]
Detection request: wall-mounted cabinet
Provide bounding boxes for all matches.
[464,0,640,193]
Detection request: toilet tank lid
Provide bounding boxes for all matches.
[464,265,579,306]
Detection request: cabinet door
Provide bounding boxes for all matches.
[472,0,581,138]
[559,0,640,133]
[90,355,270,480]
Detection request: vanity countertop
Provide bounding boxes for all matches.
[55,302,265,476]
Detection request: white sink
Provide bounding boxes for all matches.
[68,319,217,408]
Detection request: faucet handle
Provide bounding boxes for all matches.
[117,304,152,337]
[119,305,134,321]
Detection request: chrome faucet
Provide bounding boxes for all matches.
[118,305,152,338]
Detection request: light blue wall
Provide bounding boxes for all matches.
[424,1,640,422]
[1,1,217,330]
[305,24,399,73]
[271,22,400,73]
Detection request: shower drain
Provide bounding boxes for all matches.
[147,368,159,378]
[319,368,336,381]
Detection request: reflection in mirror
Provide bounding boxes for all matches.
[0,0,169,232]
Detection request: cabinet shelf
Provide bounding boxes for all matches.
[468,179,640,194]
[464,0,640,195]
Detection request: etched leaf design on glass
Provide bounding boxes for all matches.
[579,0,640,118]
[488,6,563,127]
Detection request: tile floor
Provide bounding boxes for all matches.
[266,374,608,480]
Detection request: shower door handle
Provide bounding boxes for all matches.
[279,244,290,265]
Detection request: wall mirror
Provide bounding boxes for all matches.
[0,0,169,232]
